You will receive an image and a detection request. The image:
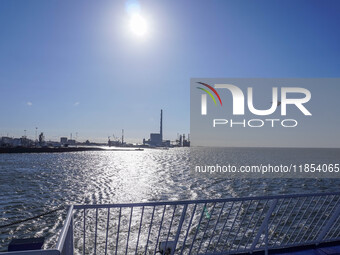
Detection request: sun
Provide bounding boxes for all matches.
[130,14,147,36]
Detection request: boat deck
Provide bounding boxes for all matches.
[279,244,340,255]
[236,241,340,255]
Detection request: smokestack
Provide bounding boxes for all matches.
[160,109,163,141]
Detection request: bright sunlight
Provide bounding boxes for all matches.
[129,14,147,36]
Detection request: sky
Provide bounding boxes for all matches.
[0,0,339,144]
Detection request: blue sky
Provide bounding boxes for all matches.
[0,0,339,143]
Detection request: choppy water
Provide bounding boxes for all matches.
[0,147,340,251]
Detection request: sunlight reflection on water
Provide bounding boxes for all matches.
[0,147,340,250]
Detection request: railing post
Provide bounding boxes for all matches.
[265,218,269,255]
[250,199,278,253]
[56,205,74,255]
[316,202,340,245]
[171,204,188,255]
[66,214,74,255]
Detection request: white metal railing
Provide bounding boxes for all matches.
[3,192,340,254]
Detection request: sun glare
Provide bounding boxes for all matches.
[130,14,147,36]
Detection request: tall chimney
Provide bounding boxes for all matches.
[160,109,163,141]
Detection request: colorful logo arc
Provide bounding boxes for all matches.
[196,82,223,106]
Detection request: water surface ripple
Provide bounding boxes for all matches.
[0,148,339,250]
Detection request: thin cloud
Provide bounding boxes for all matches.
[74,102,80,106]
[27,101,32,106]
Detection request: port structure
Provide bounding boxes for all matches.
[143,109,171,147]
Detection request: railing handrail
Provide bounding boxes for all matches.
[56,205,73,251]
[72,191,340,209]
[53,192,340,255]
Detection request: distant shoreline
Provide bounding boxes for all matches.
[0,147,143,154]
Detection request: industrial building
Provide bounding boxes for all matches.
[143,109,170,147]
